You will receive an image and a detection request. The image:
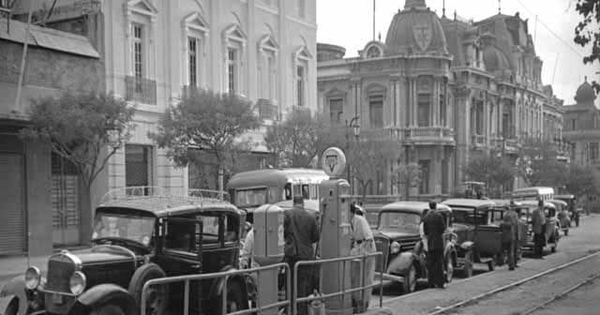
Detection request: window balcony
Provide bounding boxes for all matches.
[256,98,279,121]
[472,134,486,148]
[125,76,157,105]
[388,126,455,146]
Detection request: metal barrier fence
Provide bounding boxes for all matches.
[293,252,384,315]
[140,263,290,315]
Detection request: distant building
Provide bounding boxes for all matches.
[0,13,102,255]
[317,0,565,197]
[563,79,600,166]
[11,0,317,246]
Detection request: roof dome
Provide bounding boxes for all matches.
[481,33,511,72]
[575,79,596,103]
[385,0,448,55]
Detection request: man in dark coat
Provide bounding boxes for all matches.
[532,199,546,259]
[423,201,447,288]
[284,196,320,315]
[500,212,516,270]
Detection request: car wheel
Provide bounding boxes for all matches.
[564,229,569,236]
[3,298,18,315]
[445,257,454,284]
[225,280,247,313]
[487,259,495,272]
[90,304,126,315]
[402,265,417,293]
[128,264,169,315]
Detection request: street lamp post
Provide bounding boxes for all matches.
[346,116,360,195]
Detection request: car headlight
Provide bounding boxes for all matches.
[390,241,401,254]
[25,266,41,290]
[69,271,86,295]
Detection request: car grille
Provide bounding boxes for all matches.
[46,255,77,293]
[374,237,389,272]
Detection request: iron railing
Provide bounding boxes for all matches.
[125,76,157,105]
[293,252,384,315]
[100,186,229,204]
[257,98,279,121]
[140,263,291,315]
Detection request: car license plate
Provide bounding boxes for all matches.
[52,293,63,304]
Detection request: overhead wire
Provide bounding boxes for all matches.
[513,0,584,59]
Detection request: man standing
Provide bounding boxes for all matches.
[500,211,516,270]
[284,196,320,315]
[507,204,521,267]
[423,201,446,288]
[349,202,376,313]
[532,199,546,259]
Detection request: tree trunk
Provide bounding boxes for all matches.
[79,182,93,245]
[218,164,224,201]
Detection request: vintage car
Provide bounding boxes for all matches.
[554,194,580,227]
[519,200,561,254]
[373,202,457,293]
[488,199,529,261]
[549,199,570,235]
[0,188,251,315]
[441,199,503,272]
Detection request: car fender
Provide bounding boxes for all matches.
[0,276,27,315]
[386,251,417,276]
[209,266,248,302]
[76,284,136,315]
[459,241,474,251]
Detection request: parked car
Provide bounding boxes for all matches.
[554,194,580,227]
[441,199,501,272]
[519,200,561,254]
[373,202,457,293]
[549,199,570,236]
[0,188,251,315]
[488,199,529,262]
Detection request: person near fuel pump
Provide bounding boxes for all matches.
[284,196,320,315]
[349,202,376,312]
[532,199,546,259]
[422,201,446,289]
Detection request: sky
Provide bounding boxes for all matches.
[316,0,599,105]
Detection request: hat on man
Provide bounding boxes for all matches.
[293,195,304,207]
[428,201,437,210]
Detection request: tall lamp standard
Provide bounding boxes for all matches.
[346,116,360,195]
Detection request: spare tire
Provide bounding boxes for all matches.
[128,263,169,315]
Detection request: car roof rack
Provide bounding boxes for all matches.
[100,186,230,205]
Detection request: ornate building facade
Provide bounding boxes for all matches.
[317,0,565,197]
[563,79,600,166]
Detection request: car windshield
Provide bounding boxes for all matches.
[235,188,268,207]
[378,211,421,234]
[451,208,488,225]
[92,212,155,246]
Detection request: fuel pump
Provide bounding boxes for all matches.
[253,204,285,315]
[318,147,353,315]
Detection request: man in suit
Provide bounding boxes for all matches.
[284,196,320,315]
[423,201,447,288]
[532,199,546,259]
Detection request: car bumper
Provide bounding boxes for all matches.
[375,272,405,283]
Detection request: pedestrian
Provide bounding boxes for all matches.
[508,204,521,267]
[240,224,258,269]
[419,208,430,254]
[284,196,320,315]
[500,211,516,270]
[532,199,546,259]
[423,201,447,288]
[349,202,376,313]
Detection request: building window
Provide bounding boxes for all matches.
[418,160,430,194]
[475,101,484,135]
[297,65,305,106]
[439,93,446,126]
[125,145,153,194]
[417,94,430,127]
[329,98,343,124]
[571,119,576,130]
[369,95,384,128]
[590,142,599,161]
[132,23,144,91]
[227,48,238,93]
[188,37,198,87]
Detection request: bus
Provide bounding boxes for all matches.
[511,186,554,201]
[226,168,329,218]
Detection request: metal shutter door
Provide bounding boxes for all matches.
[0,154,25,254]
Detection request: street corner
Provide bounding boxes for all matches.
[357,307,394,315]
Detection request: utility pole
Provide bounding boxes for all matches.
[372,0,376,41]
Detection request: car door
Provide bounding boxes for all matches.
[200,213,241,274]
[475,208,502,257]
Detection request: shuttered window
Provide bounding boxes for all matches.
[0,154,25,254]
[52,153,80,246]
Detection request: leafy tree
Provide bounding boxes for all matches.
[346,129,402,199]
[565,163,600,197]
[20,92,135,243]
[574,0,600,92]
[150,89,261,195]
[264,109,341,168]
[393,161,422,200]
[462,150,515,198]
[516,138,568,187]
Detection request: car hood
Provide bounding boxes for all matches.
[71,246,138,265]
[374,229,418,239]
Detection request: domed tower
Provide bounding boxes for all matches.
[385,0,449,55]
[574,78,597,105]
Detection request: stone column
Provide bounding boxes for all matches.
[433,146,443,195]
[433,76,441,126]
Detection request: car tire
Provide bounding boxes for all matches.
[90,304,126,315]
[211,279,248,313]
[3,298,18,315]
[128,263,169,315]
[564,229,569,236]
[402,265,417,293]
[487,259,495,272]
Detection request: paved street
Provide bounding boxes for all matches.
[370,214,600,314]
